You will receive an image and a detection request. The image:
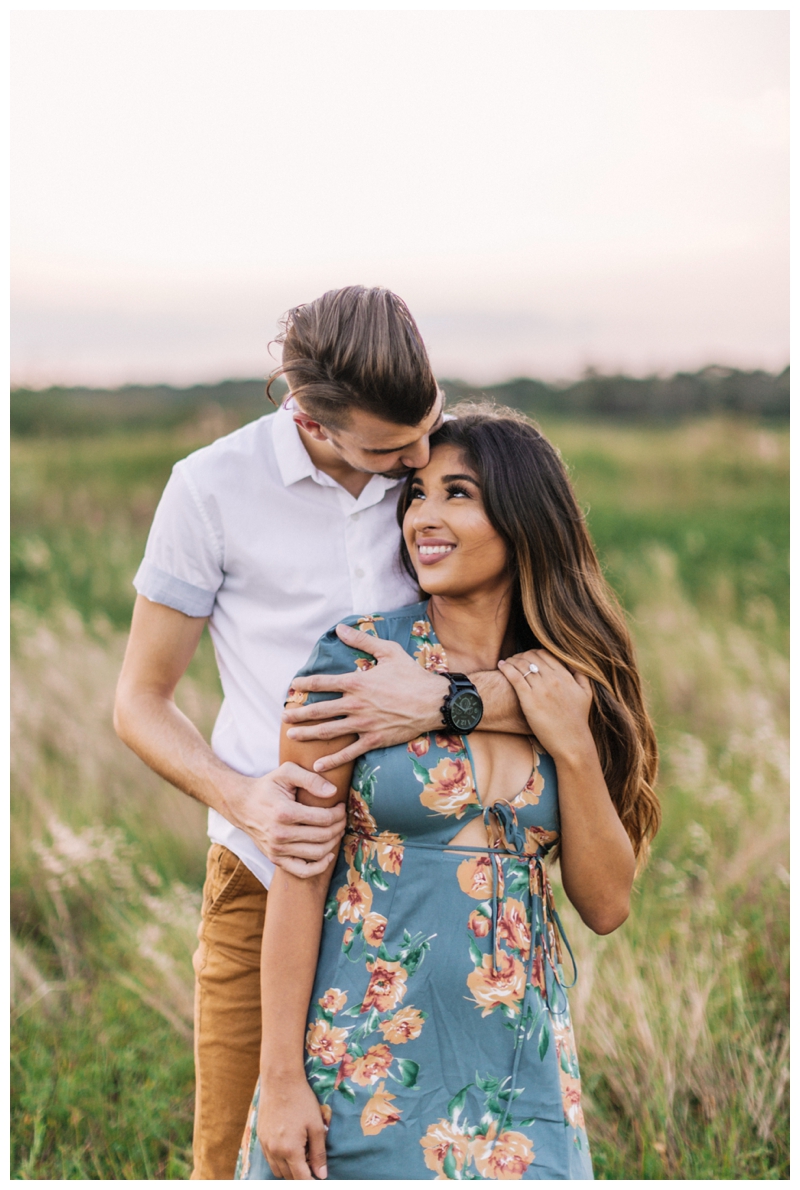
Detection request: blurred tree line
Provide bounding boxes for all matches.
[10,364,788,437]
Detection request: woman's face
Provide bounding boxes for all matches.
[403,444,510,599]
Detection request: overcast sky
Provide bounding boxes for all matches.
[11,9,788,388]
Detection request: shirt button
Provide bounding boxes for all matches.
[354,567,365,578]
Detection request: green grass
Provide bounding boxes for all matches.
[10,414,789,1179]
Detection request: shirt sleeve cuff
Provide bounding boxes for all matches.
[133,559,218,618]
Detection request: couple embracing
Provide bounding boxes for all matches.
[115,286,659,1181]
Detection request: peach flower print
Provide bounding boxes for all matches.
[420,1120,471,1178]
[342,926,354,947]
[467,908,492,938]
[362,957,408,1013]
[318,987,347,1015]
[414,642,449,674]
[285,687,308,707]
[305,1019,349,1067]
[375,831,404,875]
[524,825,559,855]
[470,1123,535,1179]
[466,950,526,1017]
[349,1043,394,1086]
[560,1071,585,1129]
[420,757,479,819]
[320,1103,332,1129]
[434,732,464,753]
[457,854,499,899]
[360,1082,402,1136]
[411,619,432,638]
[511,764,544,808]
[530,945,547,997]
[362,912,388,946]
[336,871,373,924]
[355,656,377,671]
[407,735,431,758]
[355,615,383,635]
[379,1006,425,1044]
[496,897,531,959]
[348,788,378,837]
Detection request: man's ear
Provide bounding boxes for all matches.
[292,410,330,442]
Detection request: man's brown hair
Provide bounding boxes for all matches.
[268,286,439,428]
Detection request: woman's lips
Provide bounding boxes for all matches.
[416,540,456,566]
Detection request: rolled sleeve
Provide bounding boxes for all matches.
[133,559,217,617]
[134,461,224,616]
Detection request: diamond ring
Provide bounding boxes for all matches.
[528,663,539,674]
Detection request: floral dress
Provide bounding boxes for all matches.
[237,601,593,1180]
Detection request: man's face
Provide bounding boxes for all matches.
[295,391,446,479]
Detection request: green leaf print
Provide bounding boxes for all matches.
[519,1117,536,1128]
[442,1145,458,1180]
[337,1082,356,1103]
[342,1002,364,1017]
[370,868,390,892]
[324,897,338,919]
[410,756,432,785]
[538,1022,550,1061]
[561,1049,571,1074]
[447,1084,472,1122]
[468,938,483,966]
[475,1073,500,1095]
[395,1059,420,1088]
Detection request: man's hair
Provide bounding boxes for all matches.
[267,286,439,429]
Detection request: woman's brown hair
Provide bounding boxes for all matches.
[397,403,661,865]
[267,286,439,429]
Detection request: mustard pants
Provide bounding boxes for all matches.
[191,845,267,1180]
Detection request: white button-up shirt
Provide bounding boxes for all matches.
[134,401,419,887]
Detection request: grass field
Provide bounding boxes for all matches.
[10,413,789,1179]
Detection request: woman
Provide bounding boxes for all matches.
[237,406,660,1180]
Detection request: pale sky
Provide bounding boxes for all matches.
[11,9,788,387]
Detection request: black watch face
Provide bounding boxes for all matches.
[450,690,483,733]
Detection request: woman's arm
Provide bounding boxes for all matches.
[257,723,356,1180]
[498,654,635,935]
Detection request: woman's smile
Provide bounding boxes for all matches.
[416,538,457,565]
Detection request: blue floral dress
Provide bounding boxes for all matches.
[237,601,593,1180]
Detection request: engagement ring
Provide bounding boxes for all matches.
[528,663,539,674]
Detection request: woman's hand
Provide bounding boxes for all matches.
[497,649,594,765]
[258,1074,328,1180]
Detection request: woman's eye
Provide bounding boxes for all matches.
[447,484,470,498]
[409,488,425,501]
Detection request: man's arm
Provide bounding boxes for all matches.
[113,595,346,877]
[282,623,530,773]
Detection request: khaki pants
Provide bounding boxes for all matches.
[192,844,267,1180]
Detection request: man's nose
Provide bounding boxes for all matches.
[400,437,431,471]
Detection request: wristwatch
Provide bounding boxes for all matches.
[440,672,484,735]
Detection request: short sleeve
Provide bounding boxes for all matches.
[285,614,385,708]
[133,462,224,618]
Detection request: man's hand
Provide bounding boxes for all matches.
[282,623,449,773]
[225,763,346,878]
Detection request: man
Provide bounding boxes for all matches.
[114,286,523,1178]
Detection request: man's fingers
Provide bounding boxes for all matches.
[275,799,346,828]
[313,736,372,773]
[290,672,354,694]
[283,698,355,724]
[275,762,338,799]
[287,718,362,742]
[335,622,398,658]
[275,852,337,879]
[270,840,342,861]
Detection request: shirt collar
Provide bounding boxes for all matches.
[271,398,402,507]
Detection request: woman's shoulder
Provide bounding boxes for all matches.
[287,601,429,705]
[337,600,430,643]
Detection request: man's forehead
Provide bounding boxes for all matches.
[347,392,444,452]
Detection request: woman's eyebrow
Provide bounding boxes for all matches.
[442,473,479,484]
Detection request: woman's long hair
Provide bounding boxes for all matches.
[397,403,660,866]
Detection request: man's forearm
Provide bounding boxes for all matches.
[114,687,248,818]
[470,669,529,735]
